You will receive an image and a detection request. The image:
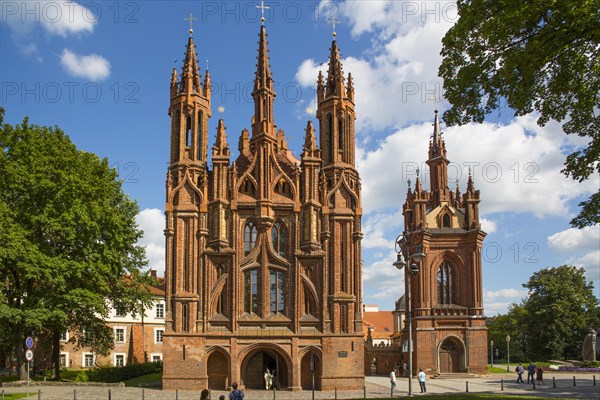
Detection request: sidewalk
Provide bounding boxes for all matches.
[2,374,598,399]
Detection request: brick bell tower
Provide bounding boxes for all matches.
[162,22,364,391]
[401,111,487,376]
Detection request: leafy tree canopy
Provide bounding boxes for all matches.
[440,0,600,227]
[0,108,154,378]
[521,265,598,360]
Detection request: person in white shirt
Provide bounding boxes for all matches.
[389,369,397,391]
[418,368,426,393]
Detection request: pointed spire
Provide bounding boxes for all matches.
[302,120,319,158]
[466,169,475,193]
[203,69,211,99]
[317,70,325,103]
[347,73,354,101]
[180,36,201,94]
[252,25,276,136]
[325,39,345,98]
[431,110,444,154]
[170,68,178,98]
[212,119,229,157]
[255,25,273,92]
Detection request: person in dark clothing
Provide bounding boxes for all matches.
[229,383,244,400]
[527,362,535,384]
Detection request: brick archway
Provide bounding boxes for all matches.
[438,337,464,373]
[207,349,229,390]
[240,347,289,389]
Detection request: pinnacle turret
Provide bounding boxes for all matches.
[180,36,202,94]
[212,119,229,157]
[252,25,276,136]
[325,39,345,98]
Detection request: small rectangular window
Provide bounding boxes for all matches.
[84,353,94,368]
[114,328,125,343]
[155,329,164,343]
[155,303,165,319]
[115,354,124,367]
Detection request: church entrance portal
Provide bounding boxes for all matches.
[241,348,288,389]
[439,338,463,373]
[207,351,228,390]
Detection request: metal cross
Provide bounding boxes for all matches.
[184,12,197,35]
[327,18,340,38]
[256,1,270,25]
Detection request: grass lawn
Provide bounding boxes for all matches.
[488,366,510,373]
[123,372,162,387]
[0,394,29,400]
[372,395,561,400]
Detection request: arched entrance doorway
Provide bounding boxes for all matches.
[300,351,321,390]
[241,348,288,389]
[207,351,228,389]
[439,337,463,373]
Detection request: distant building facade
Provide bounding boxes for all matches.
[162,25,364,391]
[399,112,487,375]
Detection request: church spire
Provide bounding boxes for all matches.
[426,110,450,204]
[212,119,229,157]
[252,25,276,136]
[180,36,202,94]
[325,39,346,98]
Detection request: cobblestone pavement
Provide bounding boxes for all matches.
[2,374,598,399]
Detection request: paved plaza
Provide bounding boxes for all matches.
[2,374,599,400]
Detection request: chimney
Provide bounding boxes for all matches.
[150,270,157,279]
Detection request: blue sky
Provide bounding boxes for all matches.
[2,0,598,315]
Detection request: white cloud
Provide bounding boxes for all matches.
[483,288,527,315]
[480,218,497,234]
[136,208,165,276]
[60,49,110,80]
[3,0,96,38]
[363,254,405,306]
[547,225,600,253]
[547,225,600,283]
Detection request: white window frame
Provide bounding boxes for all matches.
[114,353,126,367]
[59,352,69,368]
[82,352,95,368]
[114,326,126,344]
[154,328,164,344]
[59,331,69,342]
[155,303,165,319]
[150,353,162,363]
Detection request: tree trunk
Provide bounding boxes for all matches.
[15,336,26,381]
[51,330,60,380]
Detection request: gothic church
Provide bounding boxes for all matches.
[162,23,364,391]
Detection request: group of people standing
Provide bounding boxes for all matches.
[515,362,544,384]
[390,367,427,393]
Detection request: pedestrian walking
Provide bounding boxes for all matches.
[536,365,544,385]
[389,369,396,391]
[418,368,426,393]
[527,362,535,384]
[229,383,244,400]
[403,362,408,377]
[515,363,524,383]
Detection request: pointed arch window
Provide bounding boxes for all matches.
[197,111,203,160]
[338,115,344,155]
[327,113,333,162]
[185,116,192,147]
[443,213,451,228]
[269,270,285,314]
[244,222,258,256]
[437,261,455,305]
[272,222,286,257]
[244,269,259,314]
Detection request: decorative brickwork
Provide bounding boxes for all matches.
[163,26,364,391]
[400,111,488,376]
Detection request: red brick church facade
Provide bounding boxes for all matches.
[162,25,364,391]
[400,111,488,375]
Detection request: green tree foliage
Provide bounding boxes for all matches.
[0,109,154,379]
[521,266,598,360]
[487,304,528,363]
[440,0,600,227]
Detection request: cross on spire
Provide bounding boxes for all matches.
[327,17,340,39]
[256,1,270,25]
[184,12,197,36]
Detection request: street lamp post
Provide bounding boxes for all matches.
[506,335,511,372]
[394,232,424,398]
[490,340,494,368]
